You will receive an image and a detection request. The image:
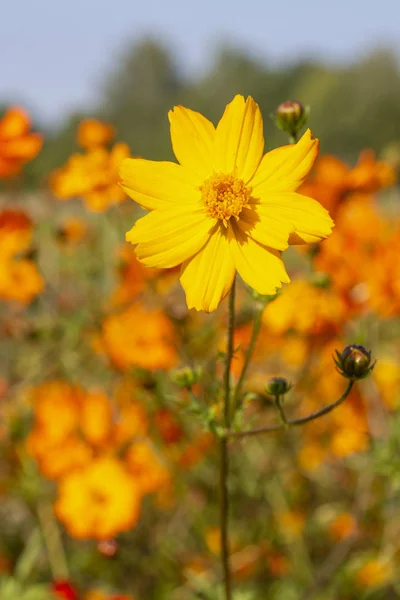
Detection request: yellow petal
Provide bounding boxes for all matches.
[230,225,290,295]
[236,206,291,251]
[168,106,215,178]
[119,158,200,210]
[261,192,334,244]
[126,206,214,268]
[250,129,319,193]
[213,95,264,182]
[180,226,235,312]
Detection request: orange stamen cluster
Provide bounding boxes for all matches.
[200,173,252,226]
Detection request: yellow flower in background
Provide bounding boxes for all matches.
[120,94,333,312]
[356,558,392,588]
[54,456,141,539]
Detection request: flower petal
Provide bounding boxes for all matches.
[126,206,214,268]
[0,107,30,139]
[0,134,42,160]
[230,225,290,295]
[213,95,264,182]
[236,206,291,251]
[168,106,215,178]
[259,192,334,244]
[250,129,319,193]
[180,226,235,312]
[119,158,200,211]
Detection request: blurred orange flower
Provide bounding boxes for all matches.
[302,149,396,215]
[51,142,130,212]
[0,106,43,178]
[0,209,44,303]
[100,303,177,371]
[55,456,141,539]
[329,512,357,541]
[77,118,115,149]
[356,558,392,588]
[262,279,346,338]
[57,216,89,245]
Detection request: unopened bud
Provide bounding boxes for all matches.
[273,101,309,138]
[97,538,118,558]
[171,365,202,388]
[334,345,375,379]
[265,376,292,396]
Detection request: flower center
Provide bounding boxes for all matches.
[200,173,252,227]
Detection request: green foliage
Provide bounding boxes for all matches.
[0,577,52,600]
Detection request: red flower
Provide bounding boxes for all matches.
[52,580,79,600]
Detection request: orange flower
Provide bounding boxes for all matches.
[111,244,180,307]
[276,510,305,538]
[101,303,177,371]
[301,150,396,216]
[356,558,392,588]
[347,149,397,192]
[367,229,400,317]
[262,279,347,338]
[329,512,357,541]
[111,245,159,306]
[0,209,44,304]
[51,143,130,212]
[125,440,170,494]
[57,217,88,245]
[80,391,112,446]
[0,107,43,178]
[373,357,400,410]
[77,119,115,149]
[54,456,141,539]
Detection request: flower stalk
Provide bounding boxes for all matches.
[220,278,236,600]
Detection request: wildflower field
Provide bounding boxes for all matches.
[2,39,400,600]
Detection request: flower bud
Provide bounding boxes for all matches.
[265,376,292,396]
[97,538,119,558]
[273,101,309,138]
[334,345,375,379]
[171,365,202,388]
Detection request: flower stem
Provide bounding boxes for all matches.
[220,278,236,600]
[233,306,263,413]
[37,501,69,581]
[226,380,354,439]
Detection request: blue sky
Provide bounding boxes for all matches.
[2,0,400,125]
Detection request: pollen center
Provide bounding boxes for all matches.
[200,173,252,226]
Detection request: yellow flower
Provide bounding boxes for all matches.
[54,456,141,540]
[356,558,392,588]
[120,95,333,312]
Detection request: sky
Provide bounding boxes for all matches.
[2,0,400,126]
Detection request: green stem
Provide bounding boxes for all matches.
[226,380,354,439]
[289,133,297,144]
[274,394,288,426]
[233,307,263,413]
[220,279,236,600]
[37,501,69,581]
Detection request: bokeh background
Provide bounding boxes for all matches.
[3,0,400,186]
[2,2,400,600]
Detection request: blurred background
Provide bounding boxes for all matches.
[2,2,400,600]
[2,0,400,186]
